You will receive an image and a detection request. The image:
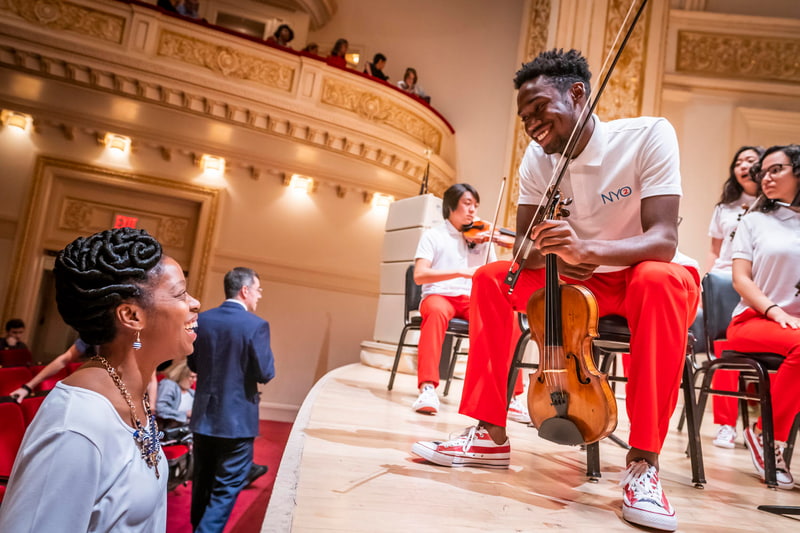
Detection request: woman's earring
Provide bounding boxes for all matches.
[133,330,142,350]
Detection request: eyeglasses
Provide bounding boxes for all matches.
[757,163,793,181]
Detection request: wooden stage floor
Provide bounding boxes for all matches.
[264,363,798,532]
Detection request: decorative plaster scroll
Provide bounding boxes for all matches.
[320,78,442,154]
[0,0,124,44]
[676,31,800,84]
[60,198,93,230]
[595,0,649,121]
[158,216,188,247]
[505,0,551,229]
[157,30,295,92]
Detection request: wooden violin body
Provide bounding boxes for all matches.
[526,283,617,445]
[462,220,516,248]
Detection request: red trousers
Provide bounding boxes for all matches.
[418,294,470,388]
[726,308,800,442]
[460,260,699,454]
[418,294,524,395]
[712,370,740,426]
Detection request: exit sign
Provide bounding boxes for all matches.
[114,215,139,229]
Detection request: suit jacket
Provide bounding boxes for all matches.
[188,300,275,438]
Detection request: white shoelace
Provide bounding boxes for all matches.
[441,426,480,452]
[619,460,664,504]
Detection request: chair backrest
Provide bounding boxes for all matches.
[28,365,69,392]
[0,348,33,367]
[0,401,26,478]
[20,396,45,426]
[701,272,741,357]
[404,264,423,321]
[0,367,33,396]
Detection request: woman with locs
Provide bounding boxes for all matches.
[0,227,200,531]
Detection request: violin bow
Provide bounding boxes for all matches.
[418,148,431,195]
[482,176,508,264]
[504,0,650,294]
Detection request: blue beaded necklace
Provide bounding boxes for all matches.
[93,355,162,478]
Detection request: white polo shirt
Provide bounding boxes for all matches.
[730,207,800,318]
[415,220,497,300]
[518,115,697,273]
[707,193,755,274]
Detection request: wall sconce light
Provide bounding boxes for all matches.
[1,109,33,131]
[103,133,132,153]
[285,174,315,194]
[200,154,226,176]
[371,192,394,209]
[345,52,360,66]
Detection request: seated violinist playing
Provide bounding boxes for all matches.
[411,183,528,421]
[411,49,699,532]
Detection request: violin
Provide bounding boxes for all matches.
[461,220,516,248]
[525,193,618,445]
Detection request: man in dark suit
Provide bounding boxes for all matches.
[188,267,276,532]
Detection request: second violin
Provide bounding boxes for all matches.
[461,220,516,248]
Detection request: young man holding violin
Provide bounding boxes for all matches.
[411,183,528,418]
[411,49,699,532]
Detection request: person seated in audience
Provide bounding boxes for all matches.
[0,227,201,531]
[727,144,800,490]
[0,318,27,350]
[156,358,196,428]
[365,53,389,81]
[326,38,349,68]
[397,67,430,103]
[267,24,294,48]
[177,0,200,18]
[702,145,764,450]
[411,183,528,421]
[301,42,320,55]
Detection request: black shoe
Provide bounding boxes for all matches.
[246,463,268,485]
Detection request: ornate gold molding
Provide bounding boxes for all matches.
[676,30,800,83]
[595,0,649,121]
[504,0,551,229]
[0,45,444,188]
[157,30,295,92]
[0,0,124,43]
[320,78,443,154]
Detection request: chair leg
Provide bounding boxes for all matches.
[585,442,601,481]
[443,337,463,397]
[682,355,706,487]
[755,366,778,489]
[784,414,799,469]
[388,326,411,391]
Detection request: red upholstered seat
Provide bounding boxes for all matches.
[0,367,33,396]
[20,396,45,425]
[0,401,26,503]
[0,348,33,367]
[28,365,69,392]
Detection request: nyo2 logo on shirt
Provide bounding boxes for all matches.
[600,186,632,205]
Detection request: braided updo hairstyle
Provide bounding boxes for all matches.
[53,228,163,345]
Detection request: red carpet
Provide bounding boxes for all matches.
[166,420,293,533]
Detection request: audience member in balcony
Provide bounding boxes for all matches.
[397,67,430,103]
[0,228,200,531]
[365,53,389,81]
[157,0,179,14]
[327,38,349,68]
[177,0,200,19]
[302,42,320,55]
[0,318,27,351]
[267,24,295,48]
